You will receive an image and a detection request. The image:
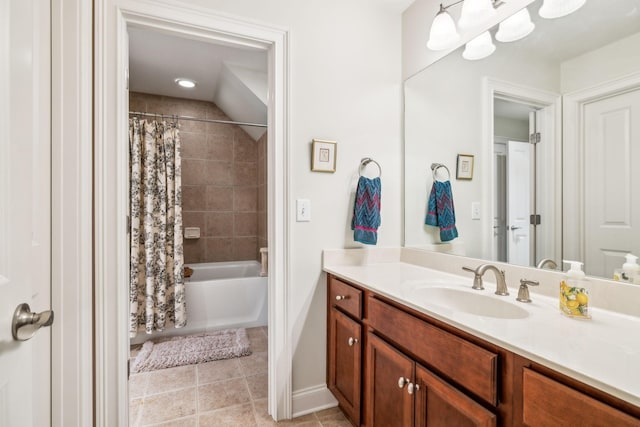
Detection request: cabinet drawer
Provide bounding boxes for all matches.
[522,368,640,427]
[329,276,362,319]
[368,297,498,406]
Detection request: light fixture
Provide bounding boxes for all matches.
[427,0,502,51]
[539,0,586,19]
[458,0,498,29]
[496,7,535,42]
[175,78,196,89]
[427,4,461,51]
[462,31,496,60]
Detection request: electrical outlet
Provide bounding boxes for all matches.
[471,202,481,220]
[296,199,311,222]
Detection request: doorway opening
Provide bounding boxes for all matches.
[482,78,561,268]
[126,25,271,426]
[96,5,292,424]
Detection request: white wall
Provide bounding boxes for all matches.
[170,0,404,393]
[404,41,559,257]
[561,31,640,94]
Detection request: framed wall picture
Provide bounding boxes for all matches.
[311,139,337,172]
[456,154,474,180]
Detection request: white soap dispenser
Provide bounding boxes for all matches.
[560,260,590,319]
[623,254,640,284]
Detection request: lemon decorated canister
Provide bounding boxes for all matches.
[560,260,590,319]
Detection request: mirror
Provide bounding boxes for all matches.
[404,0,640,279]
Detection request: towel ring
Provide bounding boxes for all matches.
[359,157,382,178]
[431,163,451,182]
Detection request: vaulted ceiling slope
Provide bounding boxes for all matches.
[128,26,268,140]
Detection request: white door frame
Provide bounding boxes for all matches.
[563,71,640,264]
[482,77,562,265]
[94,1,291,424]
[51,0,94,425]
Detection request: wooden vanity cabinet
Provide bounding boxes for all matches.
[520,367,640,427]
[327,275,364,426]
[326,275,640,427]
[366,332,495,427]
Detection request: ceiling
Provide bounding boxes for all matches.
[128,26,268,140]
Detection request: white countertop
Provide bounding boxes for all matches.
[323,259,640,408]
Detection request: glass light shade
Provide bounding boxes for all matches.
[539,0,586,19]
[458,0,498,30]
[462,31,496,60]
[427,8,461,51]
[496,8,535,42]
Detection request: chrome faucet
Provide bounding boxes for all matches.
[462,264,509,296]
[536,258,558,270]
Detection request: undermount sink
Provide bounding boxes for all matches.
[410,287,529,319]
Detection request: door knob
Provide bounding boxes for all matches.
[348,337,359,346]
[11,303,54,341]
[510,226,522,230]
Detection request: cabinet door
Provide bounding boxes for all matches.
[366,333,414,427]
[415,365,496,427]
[328,308,362,426]
[522,368,640,427]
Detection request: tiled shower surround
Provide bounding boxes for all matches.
[130,92,268,264]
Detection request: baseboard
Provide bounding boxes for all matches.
[292,384,338,418]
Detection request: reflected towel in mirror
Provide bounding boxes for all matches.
[425,180,458,242]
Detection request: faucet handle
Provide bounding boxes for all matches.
[462,266,484,290]
[517,279,539,303]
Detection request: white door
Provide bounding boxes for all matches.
[507,140,532,266]
[0,1,52,426]
[584,88,640,277]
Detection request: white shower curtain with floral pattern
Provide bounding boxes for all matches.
[129,118,186,337]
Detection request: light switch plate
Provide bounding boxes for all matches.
[471,202,481,220]
[296,199,311,222]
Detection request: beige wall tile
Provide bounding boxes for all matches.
[234,237,258,261]
[180,132,208,160]
[205,237,234,262]
[234,129,257,162]
[182,211,205,233]
[182,186,207,211]
[184,239,206,264]
[206,186,234,211]
[204,161,233,186]
[234,187,258,212]
[234,213,257,237]
[233,163,258,186]
[130,92,264,265]
[207,134,234,162]
[205,212,233,237]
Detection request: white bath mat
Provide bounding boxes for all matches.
[131,328,251,373]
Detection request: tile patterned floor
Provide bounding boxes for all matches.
[129,327,351,427]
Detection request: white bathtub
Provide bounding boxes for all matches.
[130,260,268,345]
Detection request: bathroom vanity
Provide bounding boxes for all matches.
[324,249,640,427]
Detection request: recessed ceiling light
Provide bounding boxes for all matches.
[175,78,196,89]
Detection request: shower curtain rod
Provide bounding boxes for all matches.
[129,111,268,128]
